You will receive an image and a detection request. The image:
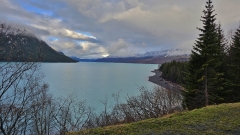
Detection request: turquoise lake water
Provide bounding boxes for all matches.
[41,62,158,112]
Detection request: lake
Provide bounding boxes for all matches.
[41,62,158,112]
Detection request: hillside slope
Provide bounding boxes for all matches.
[69,103,240,135]
[0,34,77,62]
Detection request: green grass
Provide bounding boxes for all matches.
[68,103,240,135]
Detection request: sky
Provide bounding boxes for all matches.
[1,0,240,58]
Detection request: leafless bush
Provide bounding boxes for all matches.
[29,84,56,135]
[87,86,183,128]
[0,62,47,135]
[53,96,93,135]
[131,86,181,118]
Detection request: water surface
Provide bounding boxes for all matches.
[41,62,157,111]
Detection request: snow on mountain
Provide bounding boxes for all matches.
[108,49,190,58]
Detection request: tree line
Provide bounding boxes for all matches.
[159,61,187,85]
[159,0,240,110]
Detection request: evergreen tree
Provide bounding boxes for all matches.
[227,25,240,102]
[210,23,227,104]
[184,0,225,110]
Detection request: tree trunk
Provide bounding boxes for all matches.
[205,68,209,106]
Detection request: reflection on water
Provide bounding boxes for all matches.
[41,62,157,112]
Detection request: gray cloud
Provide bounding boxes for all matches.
[1,0,240,58]
[108,39,128,54]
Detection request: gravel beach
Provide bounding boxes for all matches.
[148,69,184,91]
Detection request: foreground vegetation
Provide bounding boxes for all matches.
[70,103,240,135]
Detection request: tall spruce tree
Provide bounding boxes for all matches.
[227,25,240,102]
[184,0,225,110]
[210,23,227,104]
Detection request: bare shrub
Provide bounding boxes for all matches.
[0,62,48,135]
[53,96,93,135]
[29,84,56,135]
[89,86,183,128]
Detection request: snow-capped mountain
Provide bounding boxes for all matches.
[108,49,190,58]
[72,49,190,64]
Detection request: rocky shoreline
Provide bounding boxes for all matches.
[148,69,184,91]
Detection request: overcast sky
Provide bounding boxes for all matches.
[1,0,240,58]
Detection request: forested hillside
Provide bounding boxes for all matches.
[0,26,77,62]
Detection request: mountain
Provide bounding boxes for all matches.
[71,56,96,62]
[95,55,189,64]
[73,49,190,64]
[0,34,77,62]
[134,49,190,58]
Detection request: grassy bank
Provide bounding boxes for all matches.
[68,103,240,135]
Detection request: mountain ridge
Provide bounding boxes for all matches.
[72,49,190,64]
[0,34,77,63]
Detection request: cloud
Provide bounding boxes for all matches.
[108,39,128,54]
[48,38,108,58]
[1,0,240,58]
[30,24,97,41]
